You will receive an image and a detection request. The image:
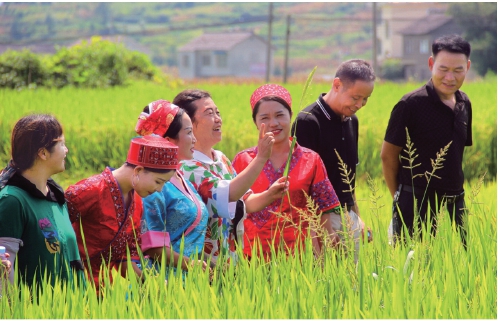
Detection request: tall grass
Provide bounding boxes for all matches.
[0,180,495,318]
[0,77,495,318]
[0,76,496,188]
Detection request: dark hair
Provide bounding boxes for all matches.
[125,162,175,174]
[432,34,471,59]
[252,96,292,122]
[11,114,63,171]
[335,59,376,88]
[141,105,185,140]
[173,89,212,124]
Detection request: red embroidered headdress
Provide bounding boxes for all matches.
[135,100,180,137]
[250,84,292,110]
[127,135,179,170]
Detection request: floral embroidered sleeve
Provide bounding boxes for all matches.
[180,159,236,220]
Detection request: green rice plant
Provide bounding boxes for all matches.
[0,77,496,187]
[0,203,495,319]
[0,78,496,318]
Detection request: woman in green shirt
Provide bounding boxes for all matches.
[0,114,84,290]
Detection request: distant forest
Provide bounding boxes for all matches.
[0,2,374,75]
[0,2,496,77]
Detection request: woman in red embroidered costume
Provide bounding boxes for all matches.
[65,135,177,289]
[232,84,342,259]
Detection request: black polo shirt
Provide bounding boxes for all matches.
[384,79,472,194]
[293,93,358,206]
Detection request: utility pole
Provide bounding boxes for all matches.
[372,2,378,76]
[283,14,291,84]
[265,2,273,82]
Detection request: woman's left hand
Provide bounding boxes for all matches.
[256,123,275,161]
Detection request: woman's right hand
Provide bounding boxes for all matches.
[0,253,12,276]
[256,123,275,161]
[191,259,209,272]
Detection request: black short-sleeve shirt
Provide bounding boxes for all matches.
[293,94,358,206]
[384,79,472,194]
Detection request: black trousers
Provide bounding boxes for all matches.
[392,185,467,247]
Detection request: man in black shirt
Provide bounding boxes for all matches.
[294,59,375,260]
[381,35,472,246]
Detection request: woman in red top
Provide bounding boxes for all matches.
[232,84,342,259]
[65,135,177,289]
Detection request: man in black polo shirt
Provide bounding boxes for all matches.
[294,59,375,260]
[381,35,472,246]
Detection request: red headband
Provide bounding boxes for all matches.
[250,84,292,110]
[127,135,179,170]
[135,100,180,137]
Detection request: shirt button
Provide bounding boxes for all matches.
[342,137,345,140]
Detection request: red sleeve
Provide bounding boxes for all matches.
[65,178,98,224]
[232,150,252,174]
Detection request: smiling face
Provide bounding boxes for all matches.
[331,79,374,118]
[429,50,470,101]
[169,113,196,161]
[133,167,175,197]
[45,135,68,175]
[191,97,222,150]
[254,100,291,145]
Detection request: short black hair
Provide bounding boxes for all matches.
[334,59,376,88]
[432,34,471,59]
[173,89,212,124]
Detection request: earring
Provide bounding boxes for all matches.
[132,175,139,189]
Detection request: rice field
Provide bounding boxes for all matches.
[0,76,497,318]
[0,75,496,186]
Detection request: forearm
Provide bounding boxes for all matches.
[382,161,400,198]
[243,191,272,213]
[351,193,360,216]
[320,212,335,236]
[119,261,143,280]
[145,247,191,271]
[228,156,267,202]
[202,252,217,269]
[320,212,339,246]
[381,142,402,198]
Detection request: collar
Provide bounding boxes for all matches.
[317,94,351,122]
[426,79,466,107]
[7,172,66,205]
[192,149,221,165]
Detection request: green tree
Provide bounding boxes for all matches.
[448,3,497,76]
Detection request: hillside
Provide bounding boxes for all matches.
[0,2,375,77]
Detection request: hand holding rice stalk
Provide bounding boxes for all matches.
[279,66,317,214]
